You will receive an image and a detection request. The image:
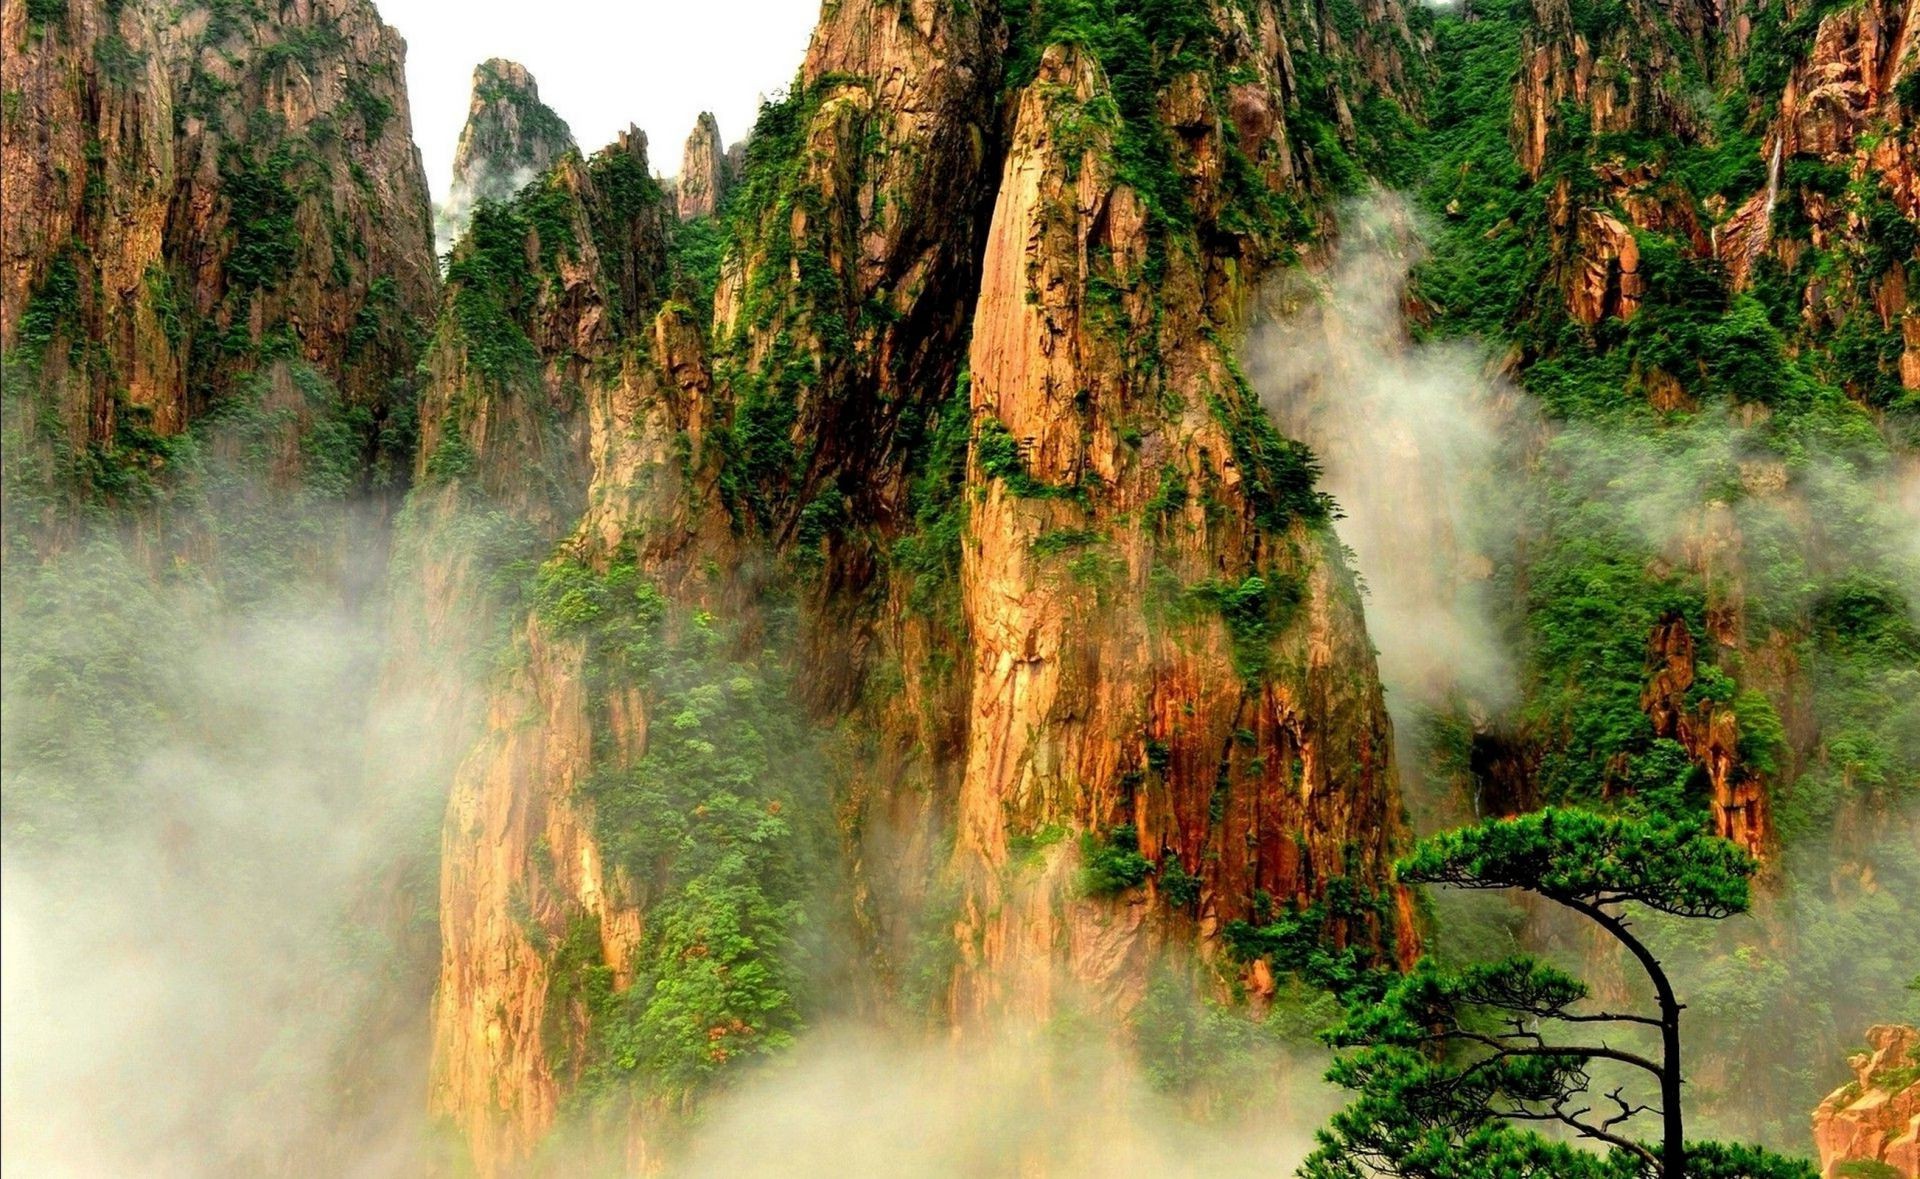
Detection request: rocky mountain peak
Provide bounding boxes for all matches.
[438,58,578,253]
[674,110,728,220]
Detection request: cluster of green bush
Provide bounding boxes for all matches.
[528,557,830,1107]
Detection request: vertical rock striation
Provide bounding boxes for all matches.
[418,0,1431,1168]
[413,131,691,1173]
[1,0,437,523]
[673,111,728,220]
[947,0,1426,1019]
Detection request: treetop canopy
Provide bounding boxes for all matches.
[1396,807,1755,920]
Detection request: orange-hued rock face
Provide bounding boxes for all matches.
[1511,0,1712,181]
[1,0,436,451]
[948,38,1415,1018]
[1814,1025,1920,1179]
[407,119,729,1170]
[1513,0,1917,390]
[1718,0,1918,306]
[413,0,1426,1164]
[675,112,729,221]
[1641,616,1769,857]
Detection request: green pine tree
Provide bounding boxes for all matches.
[1303,807,1818,1179]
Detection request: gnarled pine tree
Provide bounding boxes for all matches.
[1302,808,1815,1179]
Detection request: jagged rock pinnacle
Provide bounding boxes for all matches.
[675,110,728,221]
[438,58,578,254]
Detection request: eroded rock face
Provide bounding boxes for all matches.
[418,0,1430,1167]
[1490,0,1917,870]
[1718,7,1908,371]
[439,59,578,255]
[1512,0,1917,386]
[1,0,437,472]
[674,111,728,220]
[1511,0,1710,181]
[1814,1025,1920,1178]
[1641,617,1769,856]
[411,127,707,1174]
[951,36,1416,1021]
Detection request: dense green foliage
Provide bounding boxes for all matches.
[1003,0,1394,246]
[526,558,829,1106]
[665,216,726,322]
[1079,824,1153,894]
[889,372,973,623]
[443,178,580,385]
[1224,873,1404,1002]
[1185,571,1303,681]
[584,141,668,326]
[25,0,67,31]
[1399,807,1753,918]
[1400,20,1919,1103]
[1005,0,1223,235]
[221,143,302,292]
[13,250,83,360]
[1130,968,1337,1098]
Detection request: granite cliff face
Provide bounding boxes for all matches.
[1814,1025,1920,1178]
[1409,0,1919,1150]
[437,59,579,256]
[403,121,687,1171]
[948,26,1419,1018]
[407,0,1431,1168]
[2,0,437,530]
[673,110,728,220]
[8,0,1915,1172]
[1442,0,1918,864]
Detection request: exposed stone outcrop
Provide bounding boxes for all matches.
[1510,0,1710,180]
[674,111,728,220]
[1566,206,1645,325]
[1774,0,1917,212]
[416,0,1434,1166]
[1814,1025,1920,1179]
[950,34,1417,1018]
[438,59,577,254]
[1640,616,1770,857]
[413,124,697,1172]
[1,0,437,497]
[1721,0,1918,391]
[1513,0,1917,394]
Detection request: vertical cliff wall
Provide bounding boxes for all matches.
[1,0,436,529]
[948,4,1425,1018]
[411,0,1436,1170]
[1405,0,1919,1147]
[9,0,1914,1171]
[673,111,729,221]
[2,2,447,1172]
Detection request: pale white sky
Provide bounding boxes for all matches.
[378,0,820,201]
